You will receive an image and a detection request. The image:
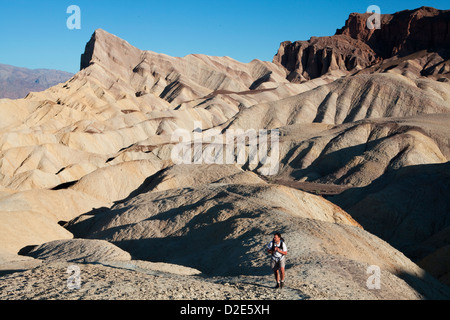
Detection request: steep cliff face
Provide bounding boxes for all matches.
[274,6,450,82]
[273,35,378,82]
[336,6,450,58]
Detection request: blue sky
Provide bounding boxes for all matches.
[0,0,448,74]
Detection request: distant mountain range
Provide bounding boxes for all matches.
[0,63,73,99]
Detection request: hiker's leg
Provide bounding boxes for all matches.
[273,269,279,282]
[280,258,286,281]
[280,267,285,281]
[279,259,286,288]
[271,260,280,282]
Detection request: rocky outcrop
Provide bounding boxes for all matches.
[274,35,379,82]
[336,6,450,58]
[275,6,450,82]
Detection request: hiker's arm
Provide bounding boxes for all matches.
[275,247,287,256]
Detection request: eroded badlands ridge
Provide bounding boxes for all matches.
[0,6,449,299]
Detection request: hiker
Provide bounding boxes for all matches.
[267,232,287,289]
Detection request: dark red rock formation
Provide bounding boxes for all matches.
[275,6,450,82]
[336,6,450,58]
[274,35,378,82]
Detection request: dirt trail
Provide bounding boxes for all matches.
[0,261,310,300]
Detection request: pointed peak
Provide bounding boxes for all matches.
[79,29,139,71]
[91,28,124,42]
[80,29,105,70]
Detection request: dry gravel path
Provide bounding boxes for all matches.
[0,261,310,300]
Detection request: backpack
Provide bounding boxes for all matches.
[271,238,285,253]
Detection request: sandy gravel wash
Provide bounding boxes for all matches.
[0,261,309,300]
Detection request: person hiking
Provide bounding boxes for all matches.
[267,232,287,289]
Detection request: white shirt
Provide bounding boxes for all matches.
[267,240,287,261]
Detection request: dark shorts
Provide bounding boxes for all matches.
[271,258,286,271]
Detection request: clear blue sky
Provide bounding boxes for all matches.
[0,0,448,74]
